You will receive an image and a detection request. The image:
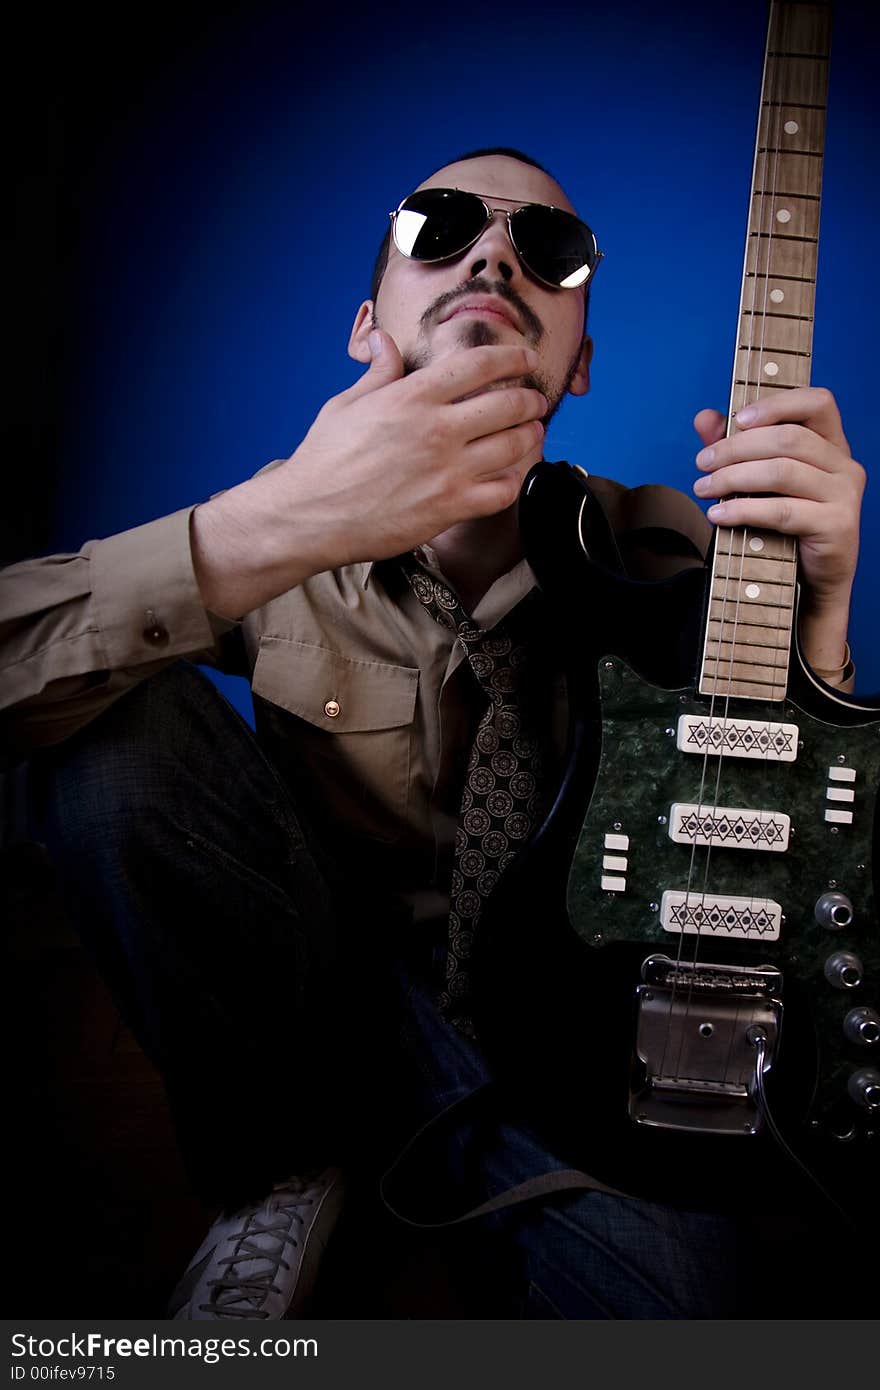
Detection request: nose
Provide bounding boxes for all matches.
[464,209,518,284]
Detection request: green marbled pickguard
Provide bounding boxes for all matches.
[567,656,880,1126]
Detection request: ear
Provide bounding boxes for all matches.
[567,334,593,397]
[348,301,375,363]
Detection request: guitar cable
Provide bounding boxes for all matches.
[747,1027,857,1236]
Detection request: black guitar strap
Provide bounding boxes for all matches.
[379,1081,634,1230]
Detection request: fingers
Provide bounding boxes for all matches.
[453,384,548,442]
[694,455,833,504]
[342,329,406,399]
[696,494,831,537]
[465,419,545,478]
[733,386,850,452]
[696,422,840,475]
[693,408,727,448]
[426,344,542,401]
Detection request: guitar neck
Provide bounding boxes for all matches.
[699,0,832,703]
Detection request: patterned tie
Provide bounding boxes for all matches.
[401,556,547,1036]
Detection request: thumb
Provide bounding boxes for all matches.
[693,407,727,447]
[346,328,405,398]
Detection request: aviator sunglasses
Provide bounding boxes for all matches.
[390,187,603,290]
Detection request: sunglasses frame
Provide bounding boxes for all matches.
[389,187,604,291]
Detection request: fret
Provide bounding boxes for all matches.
[705,621,793,650]
[753,152,822,194]
[714,528,795,563]
[700,678,788,700]
[711,584,794,612]
[737,334,811,355]
[750,191,821,239]
[708,602,794,630]
[733,379,800,392]
[735,348,811,389]
[700,664,789,695]
[762,99,826,110]
[741,277,815,315]
[739,319,813,353]
[704,643,791,674]
[753,190,821,202]
[749,231,818,244]
[758,146,822,157]
[745,271,813,283]
[767,51,829,60]
[708,598,794,626]
[705,618,794,644]
[703,650,784,678]
[703,639,795,661]
[746,237,817,280]
[712,554,797,585]
[757,107,825,154]
[741,309,814,322]
[713,539,797,567]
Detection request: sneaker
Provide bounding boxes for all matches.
[167,1168,345,1319]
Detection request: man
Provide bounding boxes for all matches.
[0,148,866,1319]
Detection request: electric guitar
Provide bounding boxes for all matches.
[474,0,880,1224]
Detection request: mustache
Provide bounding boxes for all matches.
[419,276,544,345]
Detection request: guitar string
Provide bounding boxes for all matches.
[710,16,796,1092]
[664,9,777,1087]
[693,3,809,1095]
[724,2,812,1084]
[714,27,790,1091]
[666,1,793,1091]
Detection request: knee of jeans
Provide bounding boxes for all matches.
[25,663,214,865]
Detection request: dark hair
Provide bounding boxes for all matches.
[369,146,590,328]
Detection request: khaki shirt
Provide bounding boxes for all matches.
[0,467,710,952]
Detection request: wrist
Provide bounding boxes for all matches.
[190,470,326,619]
[797,594,854,690]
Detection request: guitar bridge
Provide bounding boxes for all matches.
[631,955,783,1136]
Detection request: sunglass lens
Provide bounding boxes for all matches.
[511,205,596,288]
[395,189,487,261]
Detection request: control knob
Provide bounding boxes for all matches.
[824,951,864,990]
[847,1068,880,1112]
[843,1007,880,1046]
[814,891,854,930]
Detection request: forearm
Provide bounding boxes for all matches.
[0,507,232,753]
[189,465,343,621]
[798,587,855,691]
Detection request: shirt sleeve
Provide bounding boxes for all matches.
[0,505,244,755]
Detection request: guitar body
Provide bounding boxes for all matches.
[474,462,880,1223]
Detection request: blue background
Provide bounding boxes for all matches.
[45,0,879,715]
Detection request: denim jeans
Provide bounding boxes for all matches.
[23,661,851,1318]
[384,969,740,1318]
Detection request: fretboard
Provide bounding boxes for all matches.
[699,1,832,703]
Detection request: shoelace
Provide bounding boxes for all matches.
[201,1177,317,1318]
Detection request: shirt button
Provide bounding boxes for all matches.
[324,699,341,718]
[142,610,169,645]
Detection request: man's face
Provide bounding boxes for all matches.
[349,154,592,422]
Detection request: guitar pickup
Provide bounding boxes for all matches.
[660,890,782,941]
[669,802,790,852]
[677,714,798,762]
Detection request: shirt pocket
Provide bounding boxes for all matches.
[252,636,419,843]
